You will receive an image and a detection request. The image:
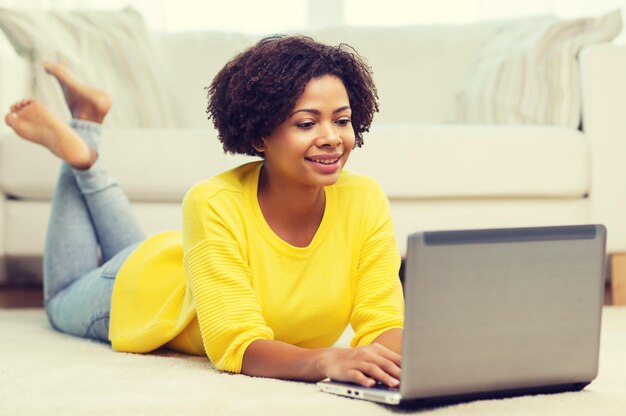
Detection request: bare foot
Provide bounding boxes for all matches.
[5,99,97,169]
[44,62,112,123]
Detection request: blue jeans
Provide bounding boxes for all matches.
[44,120,145,342]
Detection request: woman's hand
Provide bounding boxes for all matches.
[315,343,401,388]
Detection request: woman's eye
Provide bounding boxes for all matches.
[336,118,351,126]
[297,121,314,129]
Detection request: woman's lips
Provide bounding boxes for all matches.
[305,154,342,174]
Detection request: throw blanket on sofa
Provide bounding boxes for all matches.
[0,7,183,128]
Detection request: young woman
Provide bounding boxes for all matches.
[5,35,404,388]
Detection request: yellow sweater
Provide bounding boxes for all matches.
[109,161,404,373]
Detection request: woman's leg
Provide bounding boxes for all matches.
[43,157,142,341]
[5,99,102,302]
[5,66,144,341]
[42,62,144,261]
[45,148,144,340]
[48,121,145,340]
[70,120,145,262]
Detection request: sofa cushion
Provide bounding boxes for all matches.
[0,124,588,202]
[158,22,502,128]
[307,24,498,125]
[454,11,622,128]
[0,128,258,202]
[157,16,621,129]
[350,124,589,198]
[0,7,182,128]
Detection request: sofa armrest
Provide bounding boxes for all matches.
[580,43,626,253]
[0,192,6,285]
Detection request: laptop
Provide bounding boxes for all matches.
[318,224,607,406]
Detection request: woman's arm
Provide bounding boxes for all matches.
[350,182,404,350]
[242,338,401,387]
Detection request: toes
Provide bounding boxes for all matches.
[10,103,22,113]
[5,112,17,127]
[10,99,33,113]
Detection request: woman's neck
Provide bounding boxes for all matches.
[257,166,326,247]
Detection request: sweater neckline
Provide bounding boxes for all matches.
[248,162,336,255]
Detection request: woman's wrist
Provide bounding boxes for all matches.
[311,347,335,380]
[242,339,331,382]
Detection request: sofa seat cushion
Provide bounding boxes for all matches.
[0,128,256,202]
[0,124,588,202]
[349,124,589,199]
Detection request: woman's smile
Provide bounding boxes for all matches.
[305,153,343,174]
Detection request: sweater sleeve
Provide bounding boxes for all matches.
[350,183,404,347]
[182,187,274,373]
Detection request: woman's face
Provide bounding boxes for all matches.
[257,75,355,190]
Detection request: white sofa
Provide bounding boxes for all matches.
[0,17,625,285]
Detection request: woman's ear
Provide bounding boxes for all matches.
[252,138,266,153]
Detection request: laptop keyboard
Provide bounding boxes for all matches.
[372,380,400,391]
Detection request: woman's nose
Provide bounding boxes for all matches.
[317,123,341,147]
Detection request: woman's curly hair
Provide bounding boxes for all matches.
[206,35,379,157]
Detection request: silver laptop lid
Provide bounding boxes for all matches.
[401,225,606,400]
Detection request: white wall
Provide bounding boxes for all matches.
[0,0,623,42]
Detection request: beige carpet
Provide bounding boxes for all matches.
[1,307,626,415]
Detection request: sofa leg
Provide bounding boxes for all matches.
[610,253,626,305]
